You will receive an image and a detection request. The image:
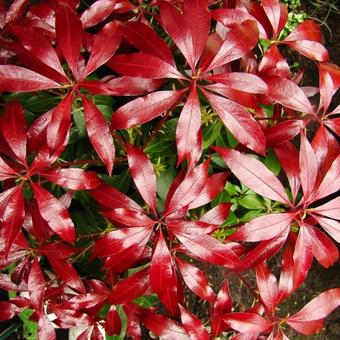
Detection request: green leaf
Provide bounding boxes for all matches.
[157,169,175,202]
[238,195,264,210]
[19,309,38,340]
[134,294,159,308]
[262,150,281,176]
[203,120,223,149]
[100,171,130,193]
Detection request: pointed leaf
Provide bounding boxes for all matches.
[28,258,45,313]
[82,96,115,175]
[206,20,259,71]
[179,305,209,340]
[176,257,215,302]
[32,183,75,243]
[0,65,61,92]
[55,3,83,79]
[111,90,184,129]
[284,40,329,61]
[176,85,201,166]
[83,20,122,77]
[200,202,231,225]
[38,315,56,340]
[214,147,290,204]
[261,0,287,39]
[0,156,17,180]
[313,197,340,220]
[126,144,157,215]
[103,207,154,227]
[107,52,184,79]
[204,91,265,155]
[150,230,178,315]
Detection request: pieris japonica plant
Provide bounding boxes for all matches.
[0,0,339,339]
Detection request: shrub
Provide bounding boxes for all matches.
[0,0,339,339]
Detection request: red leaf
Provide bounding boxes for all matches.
[0,65,61,92]
[314,216,340,243]
[223,312,272,334]
[140,309,189,339]
[284,20,323,43]
[173,231,242,269]
[264,76,314,115]
[204,91,265,155]
[1,101,26,164]
[164,160,209,217]
[287,288,340,335]
[38,315,56,340]
[313,197,340,220]
[48,257,85,293]
[9,24,67,81]
[105,306,121,336]
[176,85,201,166]
[0,156,17,180]
[284,40,329,62]
[46,95,72,156]
[111,90,184,129]
[274,141,301,201]
[206,20,259,71]
[306,225,339,268]
[168,220,218,236]
[208,72,267,94]
[108,268,149,304]
[258,45,290,78]
[179,304,209,340]
[4,0,28,25]
[55,3,83,79]
[52,308,93,328]
[82,96,115,175]
[261,0,287,39]
[83,21,122,78]
[299,133,318,203]
[0,301,25,321]
[28,258,45,313]
[150,230,178,315]
[126,144,157,215]
[255,262,279,312]
[176,257,215,302]
[107,52,184,79]
[42,168,101,190]
[103,208,154,227]
[123,21,174,66]
[38,243,77,259]
[32,182,75,243]
[230,213,294,242]
[200,203,231,225]
[159,0,210,71]
[62,293,107,310]
[214,147,290,204]
[1,184,25,256]
[214,281,233,314]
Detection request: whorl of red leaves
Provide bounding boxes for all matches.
[0,0,339,339]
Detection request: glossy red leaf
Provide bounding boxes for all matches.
[0,301,25,321]
[314,197,340,220]
[1,101,26,164]
[305,225,339,268]
[284,20,323,43]
[204,91,265,155]
[4,0,28,25]
[208,73,267,94]
[126,144,157,215]
[82,96,115,175]
[264,76,314,114]
[32,182,75,243]
[255,262,279,312]
[111,90,185,129]
[299,133,318,202]
[55,3,82,79]
[206,20,259,71]
[42,168,100,190]
[179,304,209,340]
[258,45,290,78]
[176,85,201,166]
[150,230,178,315]
[284,40,329,62]
[9,24,67,81]
[38,315,56,340]
[52,308,93,328]
[46,95,72,156]
[48,258,85,293]
[230,213,294,242]
[105,306,121,336]
[261,0,287,39]
[274,141,301,201]
[62,293,107,310]
[314,216,340,243]
[176,257,215,302]
[83,21,122,78]
[123,21,174,66]
[164,160,209,216]
[107,52,184,79]
[173,231,242,269]
[159,0,210,71]
[287,288,340,335]
[91,183,144,212]
[38,243,77,259]
[140,309,189,339]
[92,226,152,259]
[103,208,154,227]
[28,258,45,314]
[189,172,228,209]
[211,8,254,27]
[200,203,232,225]
[0,156,17,180]
[1,184,25,256]
[223,312,272,334]
[214,147,290,204]
[0,65,61,92]
[108,268,149,304]
[168,220,218,236]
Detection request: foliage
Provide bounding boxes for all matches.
[0,0,339,339]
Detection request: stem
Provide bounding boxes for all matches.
[235,272,260,299]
